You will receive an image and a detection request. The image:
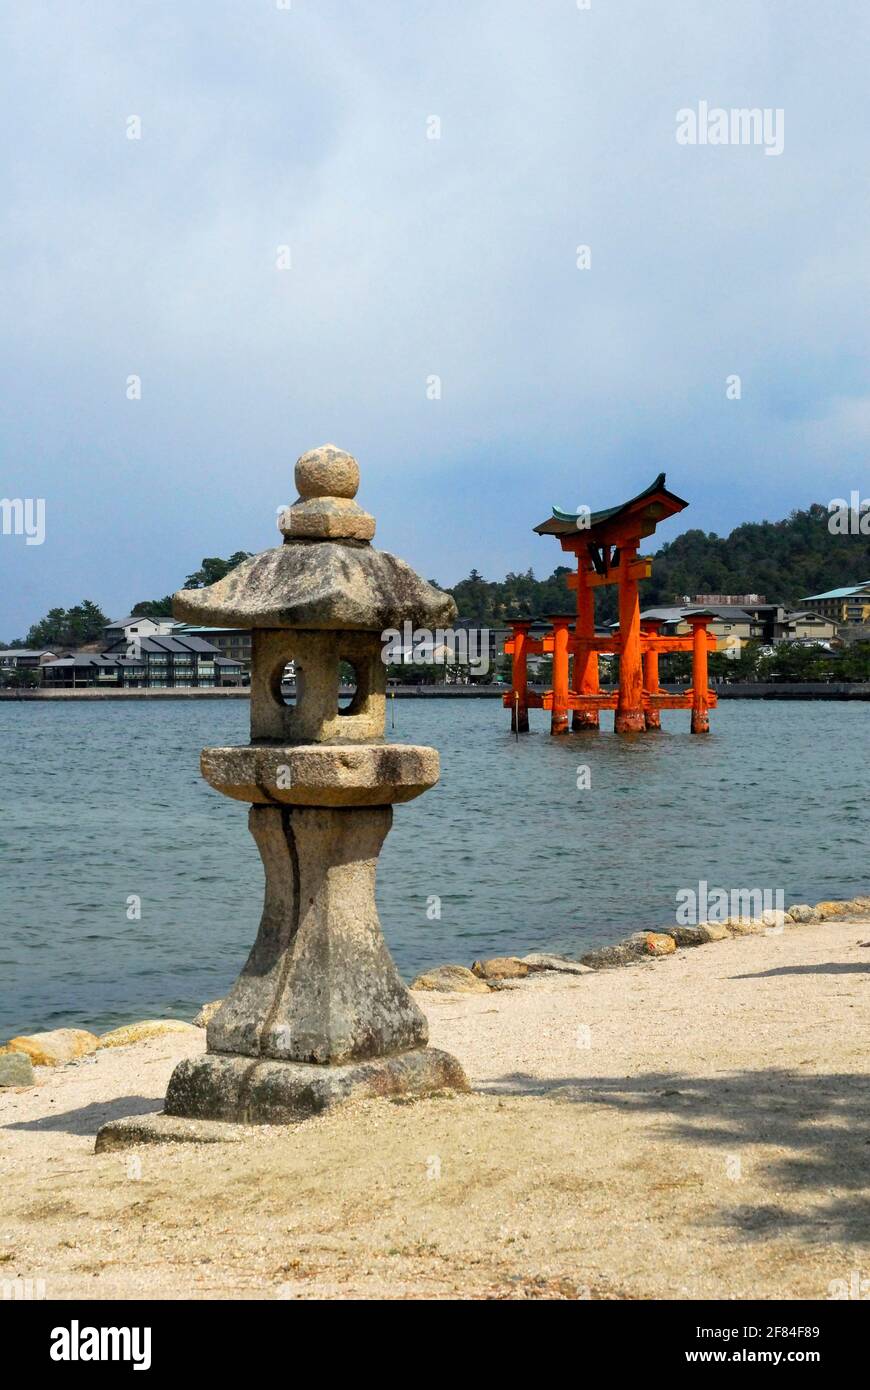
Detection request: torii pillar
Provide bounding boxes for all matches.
[614,544,645,733]
[640,618,663,730]
[571,567,600,730]
[687,612,712,734]
[549,615,572,736]
[509,620,531,732]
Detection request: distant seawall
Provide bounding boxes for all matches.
[2,682,869,701]
[714,682,870,700]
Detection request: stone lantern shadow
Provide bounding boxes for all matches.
[96,445,468,1148]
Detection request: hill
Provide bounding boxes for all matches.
[446,503,870,625]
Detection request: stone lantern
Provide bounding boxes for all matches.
[97,445,467,1144]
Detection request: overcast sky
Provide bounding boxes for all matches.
[2,0,868,638]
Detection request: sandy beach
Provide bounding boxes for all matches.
[2,916,869,1301]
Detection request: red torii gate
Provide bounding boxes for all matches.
[503,474,717,735]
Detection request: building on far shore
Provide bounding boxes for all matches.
[42,635,244,689]
[41,652,147,689]
[0,649,62,670]
[102,614,182,646]
[800,582,870,626]
[638,604,839,652]
[639,605,761,652]
[783,610,841,641]
[689,593,766,605]
[173,625,252,669]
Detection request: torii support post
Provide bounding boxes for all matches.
[509,620,530,732]
[549,615,571,735]
[687,614,711,734]
[640,618,662,730]
[571,567,600,730]
[614,547,645,733]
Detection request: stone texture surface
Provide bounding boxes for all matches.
[95,1113,253,1152]
[788,904,816,923]
[207,804,428,1065]
[722,917,763,936]
[580,941,644,968]
[666,926,709,948]
[201,743,439,807]
[0,1051,34,1086]
[471,957,530,981]
[277,445,375,541]
[193,1001,224,1029]
[520,953,594,975]
[249,629,386,744]
[163,1047,468,1125]
[295,444,360,500]
[97,1021,200,1050]
[2,1029,98,1066]
[410,965,491,994]
[280,496,376,542]
[173,541,456,633]
[815,900,850,920]
[697,922,731,942]
[760,909,788,932]
[630,931,677,957]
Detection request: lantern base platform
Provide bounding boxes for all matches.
[94,1112,255,1152]
[95,1047,468,1149]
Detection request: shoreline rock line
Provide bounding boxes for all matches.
[1,896,868,1080]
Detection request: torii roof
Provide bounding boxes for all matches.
[534,473,688,542]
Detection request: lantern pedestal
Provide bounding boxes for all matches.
[202,799,431,1065]
[99,788,468,1141]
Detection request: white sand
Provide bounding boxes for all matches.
[1,917,869,1300]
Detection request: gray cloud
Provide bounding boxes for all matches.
[1,0,868,635]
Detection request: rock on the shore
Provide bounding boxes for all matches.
[722,917,763,936]
[97,1020,200,1050]
[0,1052,34,1086]
[761,908,788,932]
[520,953,593,975]
[1,1028,99,1067]
[471,957,530,981]
[580,933,674,968]
[630,931,677,956]
[815,900,850,920]
[787,904,815,923]
[666,926,706,947]
[580,942,638,968]
[193,1000,224,1028]
[410,964,490,994]
[698,922,731,942]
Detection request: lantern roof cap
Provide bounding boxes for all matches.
[172,445,457,633]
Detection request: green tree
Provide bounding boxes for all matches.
[25,600,108,648]
[131,598,175,618]
[838,641,870,680]
[184,552,252,589]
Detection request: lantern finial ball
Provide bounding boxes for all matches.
[295,444,360,501]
